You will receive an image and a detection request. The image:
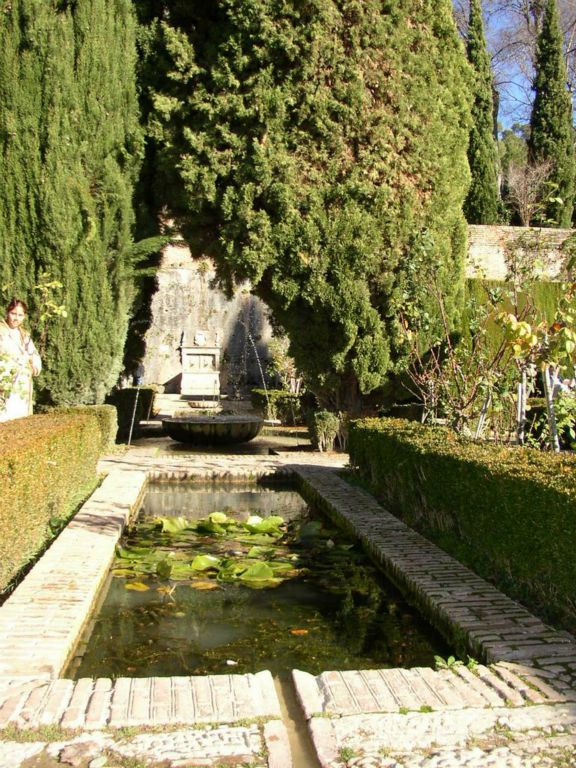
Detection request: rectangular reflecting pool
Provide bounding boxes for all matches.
[68,481,450,678]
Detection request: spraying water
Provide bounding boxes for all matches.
[239,318,271,418]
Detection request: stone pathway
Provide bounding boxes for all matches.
[0,439,575,767]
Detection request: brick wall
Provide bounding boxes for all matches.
[467,224,574,280]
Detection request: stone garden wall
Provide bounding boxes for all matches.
[142,239,272,395]
[467,224,573,280]
[142,226,574,393]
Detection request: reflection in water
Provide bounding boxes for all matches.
[143,481,307,521]
[69,484,449,678]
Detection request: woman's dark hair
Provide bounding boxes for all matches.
[6,298,27,314]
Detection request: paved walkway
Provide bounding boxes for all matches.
[0,438,575,767]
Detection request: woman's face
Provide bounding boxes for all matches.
[6,305,26,329]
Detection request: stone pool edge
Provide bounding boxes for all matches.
[0,454,575,767]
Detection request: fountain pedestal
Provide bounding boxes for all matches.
[180,345,220,397]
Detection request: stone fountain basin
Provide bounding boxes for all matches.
[162,414,264,445]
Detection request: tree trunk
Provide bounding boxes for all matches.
[542,366,561,452]
[516,369,527,445]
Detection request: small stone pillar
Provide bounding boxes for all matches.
[180,333,221,397]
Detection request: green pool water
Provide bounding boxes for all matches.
[68,481,449,678]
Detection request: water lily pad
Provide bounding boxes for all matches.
[209,512,229,524]
[239,562,275,581]
[268,562,298,574]
[116,545,148,560]
[111,568,136,577]
[246,545,278,559]
[195,519,227,536]
[168,562,199,580]
[245,515,284,534]
[124,581,150,591]
[157,516,191,533]
[191,554,221,571]
[156,559,173,580]
[190,580,220,590]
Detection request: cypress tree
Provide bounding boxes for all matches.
[140,0,471,409]
[528,0,575,227]
[463,0,501,224]
[0,0,143,404]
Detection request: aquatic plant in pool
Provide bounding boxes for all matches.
[69,484,449,678]
[115,511,300,587]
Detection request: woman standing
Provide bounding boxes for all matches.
[0,299,42,421]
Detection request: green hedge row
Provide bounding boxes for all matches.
[106,387,156,441]
[465,278,564,324]
[0,411,103,592]
[51,404,118,453]
[349,417,576,632]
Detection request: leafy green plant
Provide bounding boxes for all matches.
[401,273,518,435]
[403,229,576,447]
[266,334,302,395]
[526,393,576,450]
[434,655,463,670]
[434,654,478,671]
[309,410,342,452]
[338,746,358,762]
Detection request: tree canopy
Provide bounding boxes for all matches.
[139,0,472,408]
[0,0,143,404]
[528,0,575,227]
[463,0,501,224]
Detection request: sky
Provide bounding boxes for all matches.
[453,0,576,132]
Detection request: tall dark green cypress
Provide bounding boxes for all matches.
[528,0,575,227]
[463,0,501,224]
[0,0,143,404]
[139,0,471,409]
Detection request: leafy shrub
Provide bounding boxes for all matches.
[250,389,302,425]
[0,412,101,592]
[309,411,342,452]
[349,417,576,631]
[526,395,576,450]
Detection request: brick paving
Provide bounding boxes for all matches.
[0,438,575,766]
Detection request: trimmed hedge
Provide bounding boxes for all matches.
[106,386,156,441]
[51,404,118,453]
[0,412,101,592]
[349,417,576,632]
[465,278,564,325]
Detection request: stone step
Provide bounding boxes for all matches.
[0,670,281,730]
[293,663,574,719]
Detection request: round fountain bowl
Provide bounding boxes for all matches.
[162,414,264,445]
